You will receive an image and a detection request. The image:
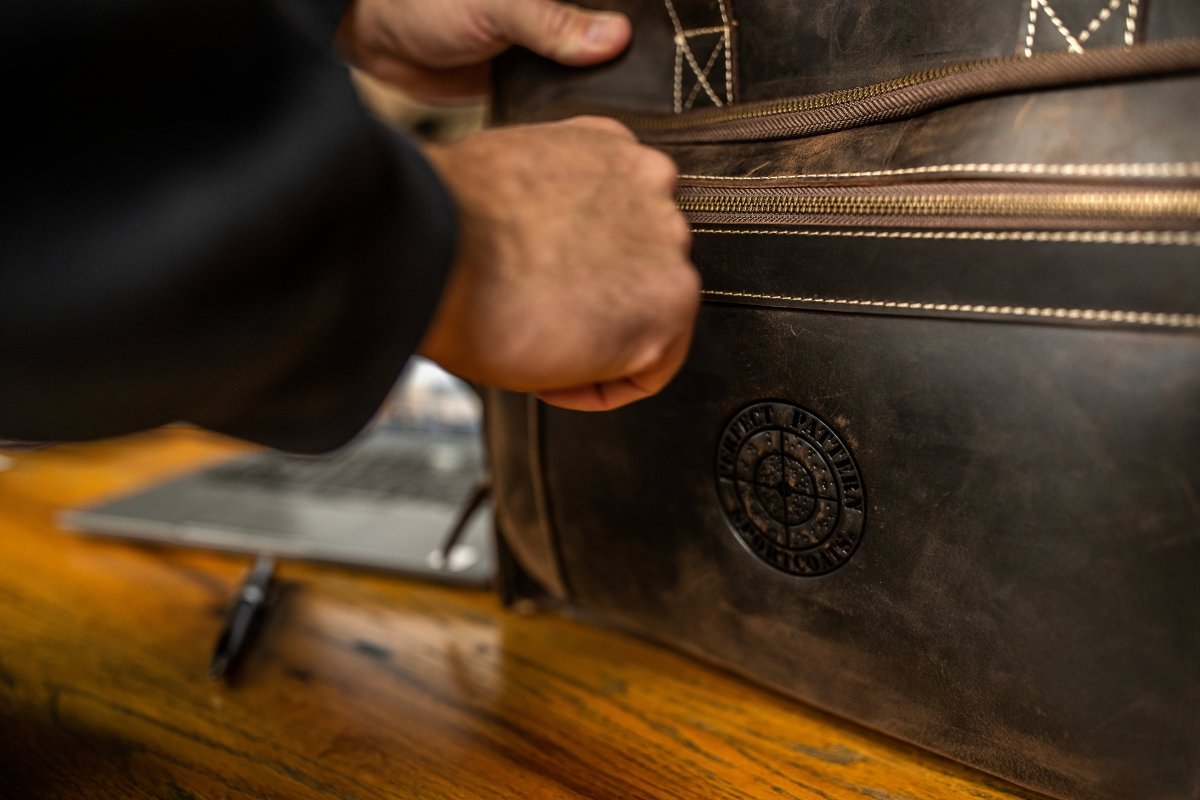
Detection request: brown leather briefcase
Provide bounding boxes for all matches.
[485,3,1200,798]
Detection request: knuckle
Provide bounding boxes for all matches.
[655,265,702,321]
[630,336,669,373]
[567,114,633,138]
[635,148,678,186]
[539,2,581,42]
[683,262,703,294]
[678,268,703,313]
[670,211,693,249]
[635,367,672,395]
[648,211,693,259]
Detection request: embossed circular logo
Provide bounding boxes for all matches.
[716,402,866,576]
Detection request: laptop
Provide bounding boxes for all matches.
[62,358,493,586]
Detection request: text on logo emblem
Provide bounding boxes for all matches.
[716,402,866,576]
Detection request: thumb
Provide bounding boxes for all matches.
[490,0,632,66]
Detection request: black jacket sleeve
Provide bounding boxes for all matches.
[0,0,457,454]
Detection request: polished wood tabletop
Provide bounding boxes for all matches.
[0,429,1041,800]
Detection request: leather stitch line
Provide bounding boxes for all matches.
[1078,0,1121,45]
[524,395,561,591]
[678,162,1200,181]
[1126,0,1139,47]
[690,227,1200,246]
[682,38,723,107]
[716,0,735,105]
[1023,0,1134,56]
[683,35,725,111]
[1040,0,1086,53]
[700,289,1200,329]
[663,0,733,112]
[664,0,685,112]
[664,0,723,109]
[1025,0,1039,58]
[673,36,683,113]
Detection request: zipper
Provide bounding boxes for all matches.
[676,181,1200,230]
[683,176,1200,329]
[613,38,1200,144]
[607,40,1200,230]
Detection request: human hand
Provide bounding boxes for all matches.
[418,117,700,412]
[336,0,632,101]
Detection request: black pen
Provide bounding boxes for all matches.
[209,554,276,681]
[438,477,492,566]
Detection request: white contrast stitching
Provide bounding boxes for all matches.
[700,290,1200,329]
[1025,0,1039,58]
[1039,0,1085,53]
[691,228,1200,246]
[1078,0,1121,44]
[663,0,735,113]
[673,32,683,113]
[720,33,729,106]
[661,0,685,41]
[663,0,721,109]
[682,35,723,107]
[664,0,685,113]
[678,162,1200,181]
[1022,0,1137,56]
[683,36,725,111]
[1126,0,1139,47]
[716,0,735,107]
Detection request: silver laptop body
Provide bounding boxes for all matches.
[63,359,492,585]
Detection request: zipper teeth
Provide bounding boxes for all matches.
[641,63,964,129]
[606,38,1200,142]
[677,190,1200,220]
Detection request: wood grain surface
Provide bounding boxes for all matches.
[0,429,1044,800]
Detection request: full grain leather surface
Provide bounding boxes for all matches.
[488,2,1200,798]
[494,0,1200,116]
[661,76,1200,179]
[535,308,1200,800]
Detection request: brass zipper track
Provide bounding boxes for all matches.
[606,38,1200,143]
[677,187,1200,226]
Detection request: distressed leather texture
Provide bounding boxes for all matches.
[487,3,1200,799]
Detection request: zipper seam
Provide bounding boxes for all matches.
[678,190,1200,221]
[603,38,1200,142]
[691,227,1200,246]
[701,290,1200,329]
[525,395,571,599]
[678,162,1200,182]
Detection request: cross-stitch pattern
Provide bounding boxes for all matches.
[1021,0,1139,57]
[663,0,736,113]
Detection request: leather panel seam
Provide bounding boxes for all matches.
[692,227,1200,245]
[700,290,1200,329]
[525,395,570,597]
[678,162,1200,181]
[663,0,736,113]
[1021,0,1138,57]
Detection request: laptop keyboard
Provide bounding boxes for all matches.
[206,448,481,506]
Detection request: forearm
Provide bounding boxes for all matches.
[0,0,456,452]
[275,0,354,53]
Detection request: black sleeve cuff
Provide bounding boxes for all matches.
[273,0,353,51]
[0,0,457,454]
[209,128,459,454]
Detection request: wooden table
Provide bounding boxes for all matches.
[0,429,1041,800]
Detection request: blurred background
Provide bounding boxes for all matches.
[352,71,485,143]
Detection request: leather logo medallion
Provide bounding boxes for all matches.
[716,402,865,576]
